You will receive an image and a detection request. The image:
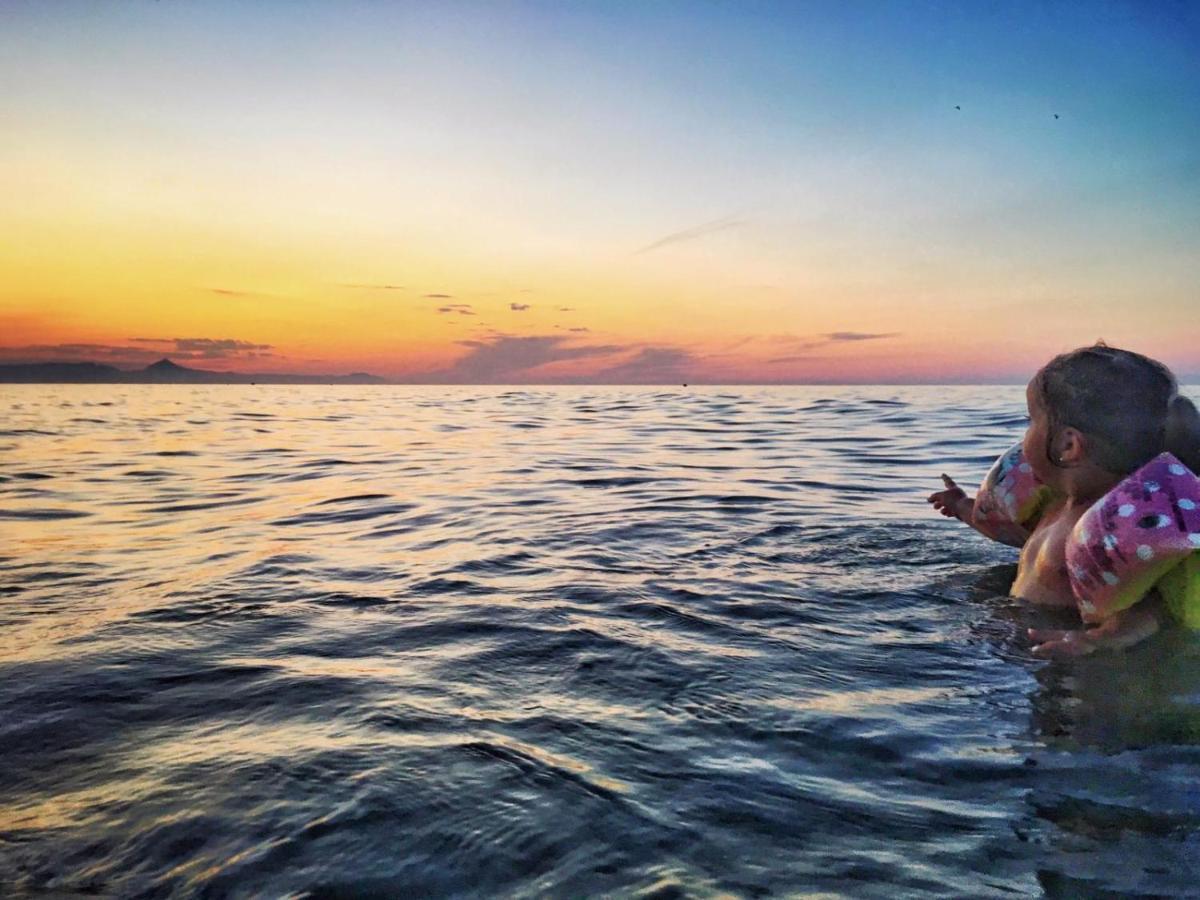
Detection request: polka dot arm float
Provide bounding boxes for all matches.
[973,443,1057,545]
[1067,454,1200,628]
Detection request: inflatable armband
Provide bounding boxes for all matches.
[973,443,1055,543]
[1067,453,1200,627]
[1158,553,1200,630]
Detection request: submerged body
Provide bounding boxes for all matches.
[931,479,1163,654]
[1009,499,1079,608]
[929,344,1200,656]
[1015,495,1166,651]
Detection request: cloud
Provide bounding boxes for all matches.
[710,335,821,361]
[130,337,273,358]
[558,307,575,312]
[707,331,898,367]
[177,338,273,356]
[591,347,696,383]
[822,331,900,342]
[428,335,622,382]
[340,283,404,290]
[424,293,454,299]
[738,332,899,363]
[436,304,475,316]
[0,343,163,366]
[635,215,745,255]
[509,302,531,311]
[0,336,276,367]
[767,354,824,364]
[405,327,895,384]
[209,288,251,297]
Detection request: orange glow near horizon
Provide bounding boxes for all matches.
[2,3,1197,383]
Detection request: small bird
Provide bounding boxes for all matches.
[1054,113,1060,119]
[955,105,961,110]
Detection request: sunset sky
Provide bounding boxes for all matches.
[2,1,1197,383]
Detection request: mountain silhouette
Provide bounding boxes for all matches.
[145,358,186,373]
[0,358,386,384]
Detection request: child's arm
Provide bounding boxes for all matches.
[928,475,1027,548]
[1028,591,1166,657]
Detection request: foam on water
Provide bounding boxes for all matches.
[2,385,1199,897]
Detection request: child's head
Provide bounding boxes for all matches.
[1025,342,1200,480]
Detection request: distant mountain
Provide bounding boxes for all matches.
[141,358,194,381]
[0,358,387,385]
[0,362,125,383]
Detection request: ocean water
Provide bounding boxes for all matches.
[2,384,1199,898]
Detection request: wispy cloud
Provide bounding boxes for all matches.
[709,331,899,367]
[767,354,823,364]
[1,336,276,367]
[635,215,745,255]
[208,288,252,297]
[0,343,163,366]
[591,347,696,383]
[509,302,531,311]
[424,293,454,299]
[426,335,622,382]
[436,303,475,316]
[745,331,900,362]
[822,331,900,342]
[413,335,708,384]
[340,283,405,290]
[131,337,275,359]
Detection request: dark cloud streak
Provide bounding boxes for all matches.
[426,335,621,382]
[0,336,277,366]
[822,331,900,342]
[635,215,745,255]
[590,347,695,383]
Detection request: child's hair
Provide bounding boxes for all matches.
[1032,342,1200,475]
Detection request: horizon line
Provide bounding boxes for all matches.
[6,380,1200,387]
[2,359,1197,387]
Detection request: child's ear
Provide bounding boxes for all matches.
[1056,427,1087,465]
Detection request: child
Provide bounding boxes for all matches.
[929,344,1200,657]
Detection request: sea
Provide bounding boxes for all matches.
[2,384,1199,898]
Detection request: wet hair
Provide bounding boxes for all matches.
[1032,342,1200,475]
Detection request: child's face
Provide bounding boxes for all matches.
[1022,380,1055,484]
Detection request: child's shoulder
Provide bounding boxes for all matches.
[1027,494,1073,530]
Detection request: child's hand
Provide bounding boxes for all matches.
[927,474,971,521]
[1028,628,1097,658]
[1030,597,1162,657]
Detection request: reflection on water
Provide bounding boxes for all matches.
[1,385,1198,896]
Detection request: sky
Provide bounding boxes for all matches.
[1,0,1198,383]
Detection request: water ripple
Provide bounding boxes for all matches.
[1,384,1198,896]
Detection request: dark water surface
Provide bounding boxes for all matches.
[2,385,1199,898]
